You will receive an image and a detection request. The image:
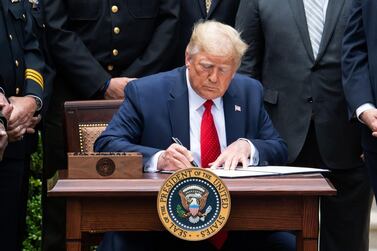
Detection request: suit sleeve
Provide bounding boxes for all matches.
[250,83,288,165]
[94,82,161,166]
[235,0,264,80]
[23,5,45,99]
[342,0,374,115]
[44,0,110,98]
[120,0,179,78]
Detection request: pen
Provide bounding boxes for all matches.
[171,137,199,167]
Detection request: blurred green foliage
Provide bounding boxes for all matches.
[23,134,42,251]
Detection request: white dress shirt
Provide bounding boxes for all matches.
[145,69,259,172]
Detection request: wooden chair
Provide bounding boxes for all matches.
[64,99,122,153]
[64,99,123,250]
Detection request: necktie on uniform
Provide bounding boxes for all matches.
[205,0,212,14]
[200,100,228,249]
[304,0,325,58]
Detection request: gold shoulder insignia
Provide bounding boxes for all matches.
[25,69,44,89]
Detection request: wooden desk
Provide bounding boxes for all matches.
[49,173,335,251]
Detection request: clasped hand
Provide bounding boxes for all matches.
[360,109,377,137]
[7,96,40,142]
[105,77,137,100]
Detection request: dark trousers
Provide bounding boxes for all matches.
[364,151,377,203]
[98,231,296,251]
[42,116,67,251]
[361,125,377,203]
[292,124,372,251]
[0,158,30,251]
[42,181,66,251]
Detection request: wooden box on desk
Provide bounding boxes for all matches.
[67,152,143,179]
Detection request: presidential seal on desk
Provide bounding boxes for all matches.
[157,168,231,241]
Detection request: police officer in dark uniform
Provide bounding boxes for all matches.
[41,0,179,250]
[171,0,240,68]
[0,0,45,250]
[27,0,54,114]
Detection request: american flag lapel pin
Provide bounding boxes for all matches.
[234,105,241,112]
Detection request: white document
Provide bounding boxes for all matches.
[237,166,329,174]
[212,166,329,178]
[209,169,272,178]
[161,166,329,178]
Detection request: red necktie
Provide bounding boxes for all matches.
[201,100,221,168]
[200,100,228,249]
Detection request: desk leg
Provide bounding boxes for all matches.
[67,199,82,251]
[297,197,319,251]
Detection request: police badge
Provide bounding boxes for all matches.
[157,168,231,241]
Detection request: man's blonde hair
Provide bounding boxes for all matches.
[186,20,248,66]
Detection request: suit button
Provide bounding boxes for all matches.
[9,34,13,40]
[107,65,114,71]
[113,27,120,34]
[22,13,26,20]
[15,60,19,67]
[16,88,20,95]
[112,49,119,56]
[307,97,313,103]
[111,5,118,13]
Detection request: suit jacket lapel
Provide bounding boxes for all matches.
[168,68,190,149]
[288,0,315,62]
[223,82,245,146]
[207,0,220,17]
[315,0,345,62]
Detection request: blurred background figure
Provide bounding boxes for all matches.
[171,0,240,68]
[0,0,46,250]
[343,0,377,202]
[236,0,373,250]
[41,0,179,250]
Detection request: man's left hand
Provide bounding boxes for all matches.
[8,96,37,129]
[210,139,251,170]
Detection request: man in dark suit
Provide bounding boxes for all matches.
[172,0,240,67]
[41,0,179,250]
[342,0,377,200]
[0,0,46,250]
[94,20,295,251]
[236,1,372,251]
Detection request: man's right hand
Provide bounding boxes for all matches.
[157,143,194,171]
[0,123,7,160]
[360,108,377,137]
[104,77,136,100]
[0,93,13,121]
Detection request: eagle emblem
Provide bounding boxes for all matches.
[177,185,212,224]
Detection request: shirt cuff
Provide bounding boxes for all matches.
[238,138,259,165]
[26,95,43,111]
[356,103,376,123]
[144,150,165,173]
